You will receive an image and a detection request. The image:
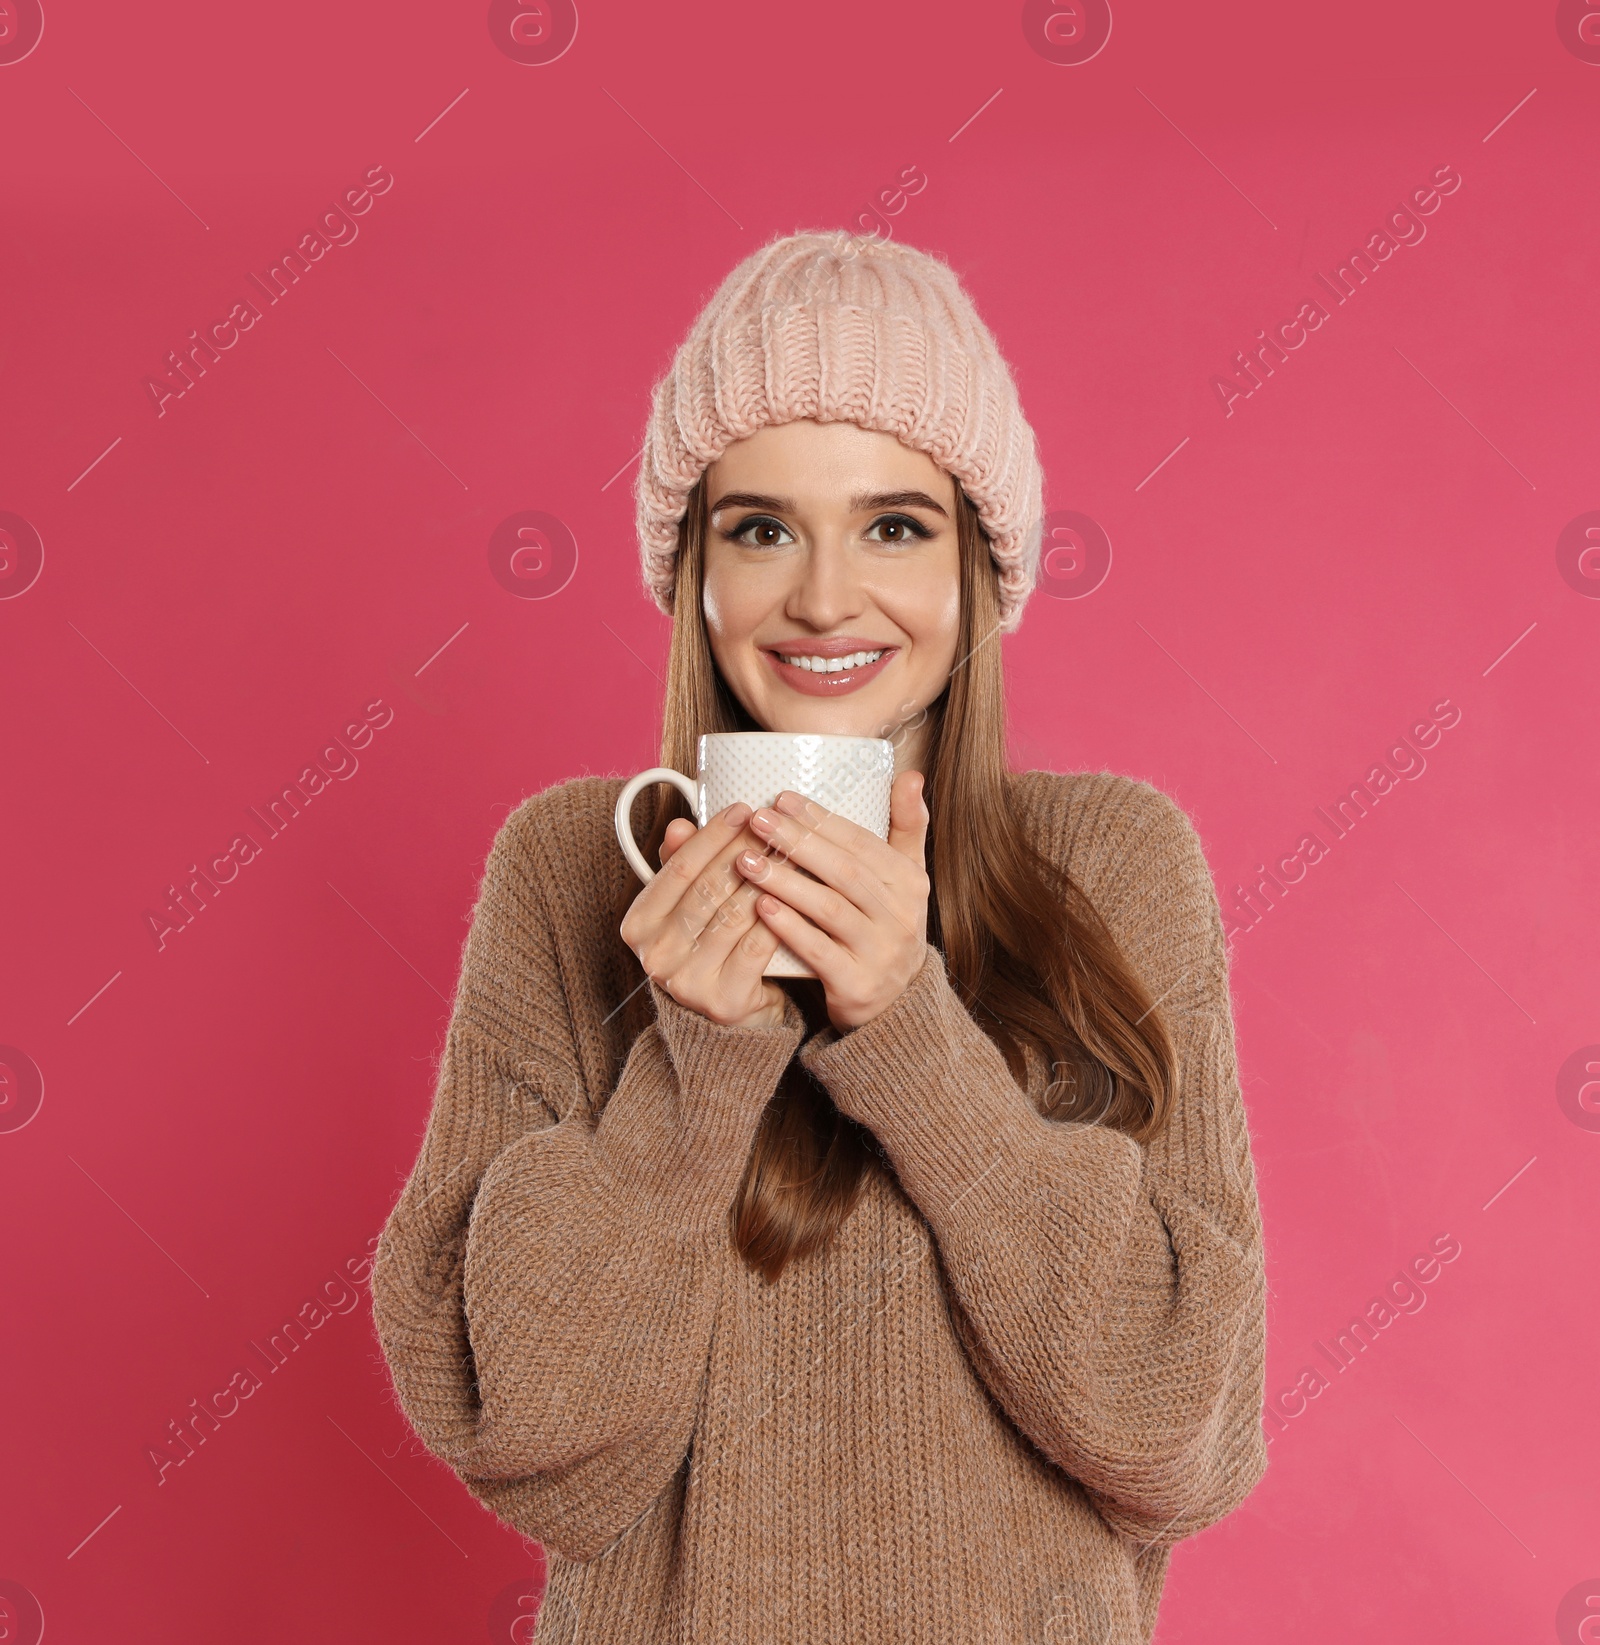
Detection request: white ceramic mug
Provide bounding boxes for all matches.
[614,731,896,979]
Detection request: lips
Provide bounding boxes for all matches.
[760,642,899,697]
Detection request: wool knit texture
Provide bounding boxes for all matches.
[371,770,1269,1643]
[634,230,1047,632]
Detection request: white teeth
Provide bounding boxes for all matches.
[778,649,885,673]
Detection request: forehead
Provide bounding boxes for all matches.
[705,420,955,506]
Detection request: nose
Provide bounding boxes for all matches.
[785,531,866,630]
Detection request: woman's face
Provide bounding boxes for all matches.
[700,419,961,765]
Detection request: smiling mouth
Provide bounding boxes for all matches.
[774,647,887,673]
[760,644,899,697]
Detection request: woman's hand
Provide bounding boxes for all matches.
[619,802,788,1030]
[734,770,931,1033]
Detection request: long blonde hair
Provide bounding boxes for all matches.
[611,476,1176,1283]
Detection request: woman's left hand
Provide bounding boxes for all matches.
[734,770,931,1033]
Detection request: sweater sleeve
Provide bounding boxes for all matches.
[796,785,1268,1547]
[370,796,806,1562]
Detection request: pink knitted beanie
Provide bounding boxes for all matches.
[634,230,1046,633]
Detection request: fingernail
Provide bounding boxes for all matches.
[724,802,751,827]
[750,809,776,832]
[737,850,764,874]
[775,791,804,815]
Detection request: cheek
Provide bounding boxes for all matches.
[933,581,960,649]
[701,557,772,679]
[701,557,744,641]
[897,570,960,666]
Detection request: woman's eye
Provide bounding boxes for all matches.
[729,516,793,548]
[866,514,933,544]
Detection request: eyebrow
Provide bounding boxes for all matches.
[709,488,950,520]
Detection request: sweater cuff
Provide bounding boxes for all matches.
[594,981,807,1241]
[798,945,1142,1236]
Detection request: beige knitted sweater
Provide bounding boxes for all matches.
[370,769,1267,1643]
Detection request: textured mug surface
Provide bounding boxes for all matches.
[614,732,896,978]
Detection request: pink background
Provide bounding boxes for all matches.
[2,1,1597,1640]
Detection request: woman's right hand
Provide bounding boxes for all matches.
[619,802,787,1030]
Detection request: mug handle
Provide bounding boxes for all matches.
[614,768,700,883]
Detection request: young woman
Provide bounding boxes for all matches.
[372,231,1267,1643]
